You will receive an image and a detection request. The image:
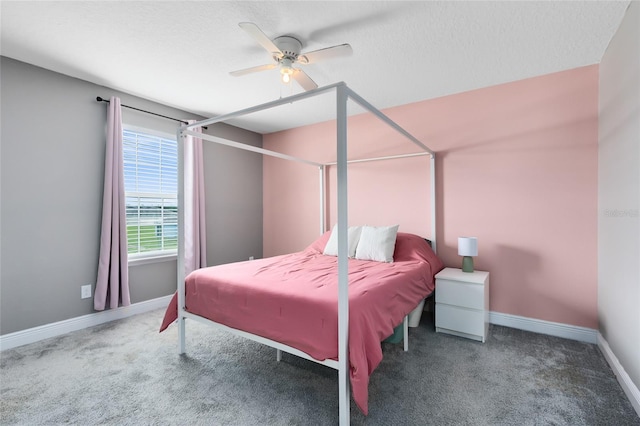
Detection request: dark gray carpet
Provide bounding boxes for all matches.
[1,308,638,425]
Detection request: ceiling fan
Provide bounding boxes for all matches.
[230,22,353,91]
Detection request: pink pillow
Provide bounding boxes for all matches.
[305,230,332,254]
[393,232,444,273]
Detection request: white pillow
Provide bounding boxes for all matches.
[323,225,362,258]
[354,225,399,263]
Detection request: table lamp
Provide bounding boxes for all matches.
[458,237,478,273]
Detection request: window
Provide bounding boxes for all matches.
[123,128,178,259]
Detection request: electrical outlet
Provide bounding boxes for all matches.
[249,256,254,261]
[81,285,92,299]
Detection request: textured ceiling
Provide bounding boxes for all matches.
[0,1,630,133]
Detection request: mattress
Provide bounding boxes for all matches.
[160,231,444,414]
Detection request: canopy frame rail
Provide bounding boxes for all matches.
[324,151,430,166]
[185,82,344,130]
[182,129,323,167]
[344,87,435,156]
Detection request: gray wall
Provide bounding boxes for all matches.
[598,2,640,396]
[203,128,263,266]
[0,57,262,335]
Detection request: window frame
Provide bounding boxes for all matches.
[122,125,179,265]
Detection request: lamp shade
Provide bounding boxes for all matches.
[458,237,478,257]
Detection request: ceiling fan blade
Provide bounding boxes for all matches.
[229,63,277,77]
[298,44,353,64]
[229,64,278,77]
[238,22,283,57]
[292,69,318,91]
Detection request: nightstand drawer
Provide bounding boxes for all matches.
[436,304,484,337]
[436,279,484,310]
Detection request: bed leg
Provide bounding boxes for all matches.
[178,316,186,354]
[276,349,282,362]
[403,315,409,352]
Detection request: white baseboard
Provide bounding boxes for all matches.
[489,311,598,344]
[597,333,640,417]
[0,295,173,351]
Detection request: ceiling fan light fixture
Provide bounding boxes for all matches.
[280,58,294,84]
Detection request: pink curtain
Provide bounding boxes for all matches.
[184,121,207,275]
[94,96,130,311]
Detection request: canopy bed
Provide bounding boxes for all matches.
[161,82,438,425]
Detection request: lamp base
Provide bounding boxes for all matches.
[461,256,474,273]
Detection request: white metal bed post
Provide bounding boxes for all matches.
[319,165,326,234]
[336,84,350,426]
[177,126,187,354]
[430,154,437,253]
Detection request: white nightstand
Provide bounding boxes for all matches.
[435,267,490,342]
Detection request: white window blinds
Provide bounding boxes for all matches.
[123,129,178,258]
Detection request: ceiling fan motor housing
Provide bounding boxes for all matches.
[273,36,303,61]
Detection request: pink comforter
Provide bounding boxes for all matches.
[160,232,443,414]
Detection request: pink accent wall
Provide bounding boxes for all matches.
[264,65,598,328]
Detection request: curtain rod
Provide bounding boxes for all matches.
[96,97,207,129]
